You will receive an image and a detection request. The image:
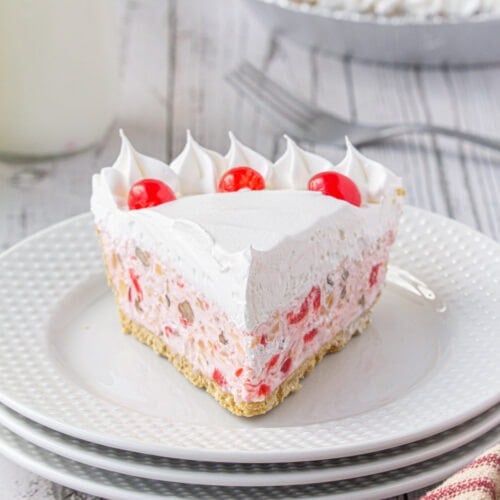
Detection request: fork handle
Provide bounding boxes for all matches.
[358,123,500,152]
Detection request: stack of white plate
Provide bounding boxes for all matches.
[0,206,499,499]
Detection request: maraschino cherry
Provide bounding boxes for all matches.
[128,179,176,210]
[218,166,265,193]
[308,172,361,207]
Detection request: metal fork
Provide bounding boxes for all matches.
[227,62,500,151]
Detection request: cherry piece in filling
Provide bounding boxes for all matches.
[308,171,361,207]
[218,166,265,192]
[128,179,176,210]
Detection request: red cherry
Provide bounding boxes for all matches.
[267,354,280,370]
[212,368,226,387]
[218,166,265,192]
[303,328,318,344]
[258,383,271,397]
[128,179,176,210]
[308,286,321,310]
[308,172,361,207]
[286,299,308,325]
[280,357,292,374]
[369,263,382,287]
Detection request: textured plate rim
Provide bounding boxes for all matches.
[0,402,498,487]
[0,207,499,462]
[0,422,498,500]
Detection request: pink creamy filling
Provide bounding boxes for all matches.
[100,229,395,403]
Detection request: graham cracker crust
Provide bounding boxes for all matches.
[118,308,372,417]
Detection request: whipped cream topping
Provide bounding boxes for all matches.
[337,137,400,204]
[169,130,224,195]
[151,189,348,254]
[91,131,404,330]
[225,132,273,181]
[313,0,500,17]
[272,136,335,189]
[113,130,178,190]
[92,130,178,212]
[92,131,401,208]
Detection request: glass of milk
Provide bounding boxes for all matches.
[0,0,119,159]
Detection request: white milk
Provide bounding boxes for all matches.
[0,0,119,158]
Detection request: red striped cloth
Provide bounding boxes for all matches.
[420,443,500,499]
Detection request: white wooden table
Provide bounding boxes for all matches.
[0,0,498,498]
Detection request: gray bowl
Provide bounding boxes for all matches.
[245,0,500,66]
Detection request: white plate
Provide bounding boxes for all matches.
[0,423,498,500]
[0,402,498,487]
[246,0,500,66]
[0,207,499,462]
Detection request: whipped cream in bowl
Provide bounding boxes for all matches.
[307,0,500,19]
[246,0,500,65]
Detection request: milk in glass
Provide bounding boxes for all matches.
[0,0,119,158]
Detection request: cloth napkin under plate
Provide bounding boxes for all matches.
[421,443,500,499]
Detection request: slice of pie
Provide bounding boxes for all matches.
[91,131,404,416]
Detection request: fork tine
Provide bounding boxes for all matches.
[229,67,310,125]
[229,78,302,127]
[238,62,315,122]
[227,70,309,133]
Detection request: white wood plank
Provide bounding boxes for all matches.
[417,67,489,234]
[444,67,500,240]
[170,0,279,160]
[171,0,239,153]
[263,36,317,157]
[347,62,452,218]
[314,55,352,121]
[311,54,354,162]
[230,1,291,158]
[98,0,168,164]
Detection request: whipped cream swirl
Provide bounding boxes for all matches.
[336,137,400,203]
[169,130,224,195]
[225,132,273,182]
[272,136,335,189]
[92,130,178,212]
